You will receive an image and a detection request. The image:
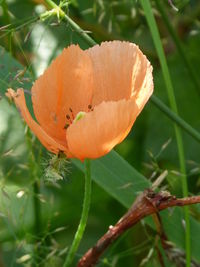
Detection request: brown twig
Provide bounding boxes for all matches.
[78,190,200,267]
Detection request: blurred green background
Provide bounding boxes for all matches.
[1,0,200,266]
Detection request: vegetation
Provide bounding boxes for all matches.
[0,0,200,266]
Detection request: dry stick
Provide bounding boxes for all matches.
[78,190,200,267]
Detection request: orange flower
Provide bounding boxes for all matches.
[6,41,153,161]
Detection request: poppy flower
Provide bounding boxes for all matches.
[6,41,153,161]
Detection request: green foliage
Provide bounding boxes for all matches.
[1,0,200,266]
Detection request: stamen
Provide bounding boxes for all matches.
[88,104,93,112]
[66,114,72,124]
[64,123,69,129]
[69,107,74,119]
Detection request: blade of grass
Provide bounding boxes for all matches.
[25,129,42,266]
[0,16,39,41]
[1,0,15,56]
[150,95,200,143]
[140,1,190,266]
[154,0,200,96]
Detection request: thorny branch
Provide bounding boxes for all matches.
[77,190,200,267]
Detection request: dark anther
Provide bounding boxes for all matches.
[66,114,71,120]
[69,107,74,119]
[88,104,92,109]
[64,123,69,129]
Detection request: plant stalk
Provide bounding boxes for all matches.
[154,0,200,96]
[140,1,190,266]
[26,129,42,266]
[64,159,92,267]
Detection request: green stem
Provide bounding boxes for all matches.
[1,0,10,22]
[43,0,96,46]
[25,129,42,265]
[1,0,15,56]
[140,1,190,266]
[43,0,60,8]
[33,181,41,238]
[64,159,92,267]
[150,95,200,143]
[154,0,200,96]
[33,181,42,266]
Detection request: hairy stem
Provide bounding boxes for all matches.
[43,0,96,46]
[64,159,92,267]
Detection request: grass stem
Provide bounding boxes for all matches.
[140,1,191,266]
[154,0,200,96]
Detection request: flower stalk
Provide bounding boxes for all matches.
[64,159,92,267]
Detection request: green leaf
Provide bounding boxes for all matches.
[72,151,150,208]
[0,46,32,94]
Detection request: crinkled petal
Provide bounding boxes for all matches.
[131,58,153,111]
[87,41,152,106]
[32,45,94,144]
[6,88,69,155]
[66,99,139,160]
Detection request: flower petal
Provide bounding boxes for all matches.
[131,57,153,111]
[32,45,94,144]
[66,99,139,160]
[6,89,69,155]
[87,41,152,106]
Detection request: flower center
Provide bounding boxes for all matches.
[73,111,86,123]
[64,105,93,130]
